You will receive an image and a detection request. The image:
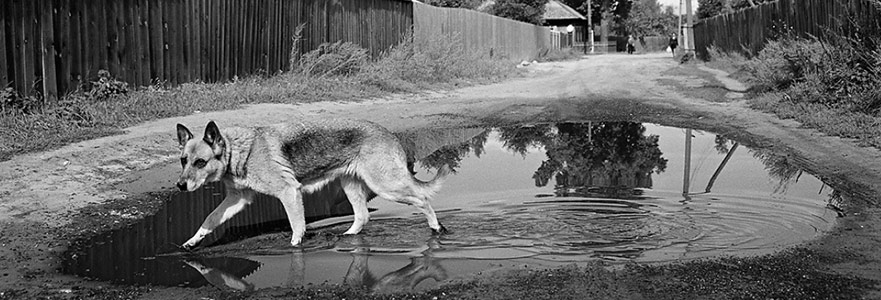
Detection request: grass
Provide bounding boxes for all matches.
[703,29,881,149]
[0,36,520,162]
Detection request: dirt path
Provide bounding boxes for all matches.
[2,52,881,298]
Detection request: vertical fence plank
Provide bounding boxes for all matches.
[39,0,57,101]
[122,0,136,85]
[148,0,163,82]
[69,0,85,88]
[54,0,70,95]
[22,0,37,95]
[106,0,121,80]
[136,0,150,85]
[0,0,8,89]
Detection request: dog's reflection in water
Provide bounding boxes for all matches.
[344,236,448,293]
[181,236,448,293]
[183,259,256,292]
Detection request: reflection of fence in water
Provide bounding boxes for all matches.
[62,180,347,286]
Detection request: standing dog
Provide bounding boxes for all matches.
[175,119,451,249]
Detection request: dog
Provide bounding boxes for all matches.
[175,119,451,249]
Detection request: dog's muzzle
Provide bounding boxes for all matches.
[176,181,188,191]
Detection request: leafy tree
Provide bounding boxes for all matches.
[489,0,550,25]
[560,0,604,26]
[423,0,483,9]
[696,0,725,19]
[622,0,677,37]
[558,0,634,34]
[730,0,770,10]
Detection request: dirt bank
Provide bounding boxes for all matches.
[1,53,880,299]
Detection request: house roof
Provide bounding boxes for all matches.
[476,0,586,21]
[544,0,586,20]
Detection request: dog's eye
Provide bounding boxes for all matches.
[180,157,187,167]
[194,159,208,168]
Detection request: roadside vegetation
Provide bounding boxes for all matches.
[0,35,519,162]
[705,24,881,149]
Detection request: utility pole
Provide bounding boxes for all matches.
[678,0,683,50]
[588,0,594,53]
[684,0,695,53]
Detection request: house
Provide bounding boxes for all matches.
[542,0,590,51]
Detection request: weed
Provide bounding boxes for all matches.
[297,41,369,78]
[359,33,515,91]
[0,87,41,115]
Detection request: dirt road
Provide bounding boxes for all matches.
[2,53,881,298]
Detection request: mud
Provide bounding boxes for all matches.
[1,53,881,299]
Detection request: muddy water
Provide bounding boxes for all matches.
[62,122,838,292]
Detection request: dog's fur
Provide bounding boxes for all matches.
[175,119,451,249]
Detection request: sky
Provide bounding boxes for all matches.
[657,0,700,13]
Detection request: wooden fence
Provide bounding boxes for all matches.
[0,0,413,99]
[694,0,881,58]
[413,2,550,61]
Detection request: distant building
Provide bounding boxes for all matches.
[542,0,589,50]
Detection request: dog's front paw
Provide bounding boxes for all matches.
[182,238,202,251]
[290,237,302,247]
[431,224,451,235]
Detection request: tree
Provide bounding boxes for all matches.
[560,0,632,28]
[489,0,550,25]
[423,0,483,9]
[696,0,725,19]
[730,0,770,10]
[622,0,677,37]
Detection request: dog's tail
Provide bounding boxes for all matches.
[414,165,453,197]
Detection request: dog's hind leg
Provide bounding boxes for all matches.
[183,188,255,250]
[341,177,371,235]
[373,189,447,235]
[278,186,307,246]
[407,195,448,235]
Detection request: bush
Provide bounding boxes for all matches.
[739,34,881,116]
[742,38,826,92]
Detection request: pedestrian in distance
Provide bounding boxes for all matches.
[669,34,679,57]
[627,35,636,54]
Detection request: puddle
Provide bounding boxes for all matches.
[62,122,839,292]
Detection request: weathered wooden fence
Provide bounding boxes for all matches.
[0,0,413,99]
[413,2,550,61]
[694,0,881,58]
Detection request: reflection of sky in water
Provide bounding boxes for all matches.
[364,123,836,263]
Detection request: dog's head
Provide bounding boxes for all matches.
[176,121,227,192]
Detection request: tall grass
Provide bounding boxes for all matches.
[0,36,518,161]
[706,24,881,148]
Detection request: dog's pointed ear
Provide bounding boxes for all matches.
[177,124,193,147]
[203,121,225,150]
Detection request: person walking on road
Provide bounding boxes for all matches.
[669,34,679,57]
[627,35,636,54]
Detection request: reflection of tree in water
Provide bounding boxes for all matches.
[418,131,489,171]
[499,122,668,198]
[714,135,803,194]
[750,148,803,193]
